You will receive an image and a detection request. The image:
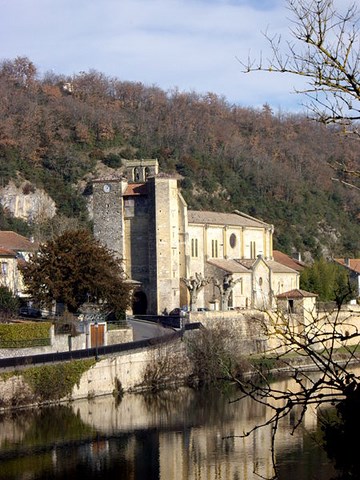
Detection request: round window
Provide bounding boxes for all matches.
[229,233,237,248]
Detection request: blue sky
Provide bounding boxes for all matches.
[0,0,310,112]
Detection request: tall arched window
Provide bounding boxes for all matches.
[134,167,140,182]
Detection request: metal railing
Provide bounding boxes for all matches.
[0,323,202,370]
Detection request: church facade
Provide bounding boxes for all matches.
[92,159,299,315]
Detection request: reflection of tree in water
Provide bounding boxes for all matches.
[320,387,360,480]
[275,421,336,480]
[0,405,95,451]
[0,384,340,480]
[0,405,135,480]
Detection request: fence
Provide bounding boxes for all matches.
[0,323,202,370]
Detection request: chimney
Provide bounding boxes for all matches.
[345,258,350,267]
[292,252,302,262]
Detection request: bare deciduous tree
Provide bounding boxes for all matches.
[214,274,242,311]
[182,273,211,311]
[229,303,360,479]
[240,0,360,187]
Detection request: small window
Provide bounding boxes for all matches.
[191,238,198,257]
[238,277,243,295]
[1,262,8,276]
[134,167,140,182]
[124,198,135,217]
[250,241,256,258]
[211,239,218,258]
[229,233,237,248]
[288,299,295,313]
[228,290,233,308]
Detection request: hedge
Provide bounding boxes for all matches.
[0,322,52,348]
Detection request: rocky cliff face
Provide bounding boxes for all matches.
[0,181,56,222]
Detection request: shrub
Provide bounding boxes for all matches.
[0,322,51,348]
[185,323,245,386]
[22,359,95,401]
[0,286,19,320]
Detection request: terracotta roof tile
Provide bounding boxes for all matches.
[265,260,300,274]
[124,183,148,196]
[273,250,306,272]
[0,231,37,252]
[0,247,16,257]
[334,258,360,274]
[277,289,317,298]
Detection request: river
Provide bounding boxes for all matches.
[0,376,337,480]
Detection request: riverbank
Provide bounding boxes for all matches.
[1,333,359,413]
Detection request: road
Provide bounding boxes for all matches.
[127,316,173,341]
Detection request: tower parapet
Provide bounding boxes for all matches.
[123,158,159,183]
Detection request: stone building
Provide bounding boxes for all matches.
[0,231,38,297]
[92,159,300,315]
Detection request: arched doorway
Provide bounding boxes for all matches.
[132,290,147,315]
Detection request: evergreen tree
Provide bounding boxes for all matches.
[0,286,19,320]
[300,258,355,305]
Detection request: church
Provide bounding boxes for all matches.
[92,159,299,315]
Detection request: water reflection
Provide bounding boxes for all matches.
[0,378,336,480]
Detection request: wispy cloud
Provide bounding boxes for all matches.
[0,0,309,111]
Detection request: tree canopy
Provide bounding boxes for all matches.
[300,258,356,305]
[20,229,131,316]
[0,54,360,258]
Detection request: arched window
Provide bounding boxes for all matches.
[132,290,147,314]
[134,167,140,182]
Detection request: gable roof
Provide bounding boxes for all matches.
[207,259,250,274]
[188,210,271,229]
[273,250,306,272]
[277,289,317,298]
[0,247,16,257]
[264,259,300,274]
[0,231,37,252]
[334,258,360,274]
[207,257,298,275]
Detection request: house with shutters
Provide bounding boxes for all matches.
[0,231,37,297]
[92,159,300,315]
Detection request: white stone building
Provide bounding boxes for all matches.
[0,231,37,297]
[92,159,300,315]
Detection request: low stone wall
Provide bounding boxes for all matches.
[188,310,270,354]
[0,325,133,359]
[0,334,189,410]
[2,308,360,411]
[107,328,133,345]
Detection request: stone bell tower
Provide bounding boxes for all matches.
[92,158,186,315]
[92,176,128,260]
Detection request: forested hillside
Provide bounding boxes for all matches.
[0,56,359,259]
